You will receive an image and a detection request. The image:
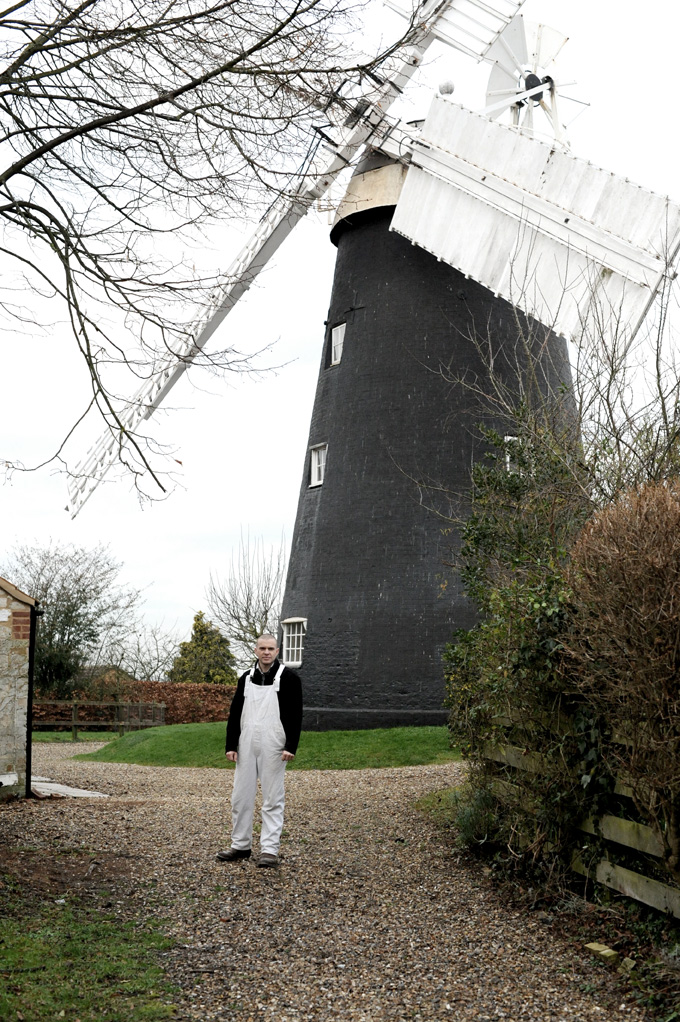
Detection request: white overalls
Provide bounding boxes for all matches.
[231,664,288,855]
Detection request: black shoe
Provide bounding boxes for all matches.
[216,847,251,862]
[256,853,279,868]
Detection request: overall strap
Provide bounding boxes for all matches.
[243,665,255,698]
[245,663,284,691]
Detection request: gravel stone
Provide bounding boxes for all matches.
[0,744,647,1021]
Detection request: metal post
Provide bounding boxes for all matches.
[24,604,41,798]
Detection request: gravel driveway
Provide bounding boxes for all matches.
[1,744,645,1021]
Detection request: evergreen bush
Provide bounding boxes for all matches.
[444,424,602,876]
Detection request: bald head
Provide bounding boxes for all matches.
[254,634,279,672]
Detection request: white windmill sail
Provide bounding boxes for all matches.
[390,94,680,344]
[385,0,525,62]
[67,0,527,517]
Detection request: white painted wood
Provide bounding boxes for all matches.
[386,0,525,62]
[30,779,108,798]
[391,95,680,344]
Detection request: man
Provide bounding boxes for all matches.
[216,634,303,868]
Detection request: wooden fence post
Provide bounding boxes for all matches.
[33,698,168,737]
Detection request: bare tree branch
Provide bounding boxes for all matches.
[207,531,287,668]
[0,0,408,493]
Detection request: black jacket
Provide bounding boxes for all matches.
[225,659,303,755]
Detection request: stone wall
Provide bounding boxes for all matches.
[0,578,36,800]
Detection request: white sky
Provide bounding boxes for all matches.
[2,0,679,641]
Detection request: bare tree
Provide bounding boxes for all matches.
[103,619,181,682]
[570,271,680,503]
[207,532,286,668]
[0,0,406,492]
[2,539,185,689]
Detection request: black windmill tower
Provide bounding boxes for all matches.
[279,10,680,728]
[278,146,573,729]
[68,1,680,731]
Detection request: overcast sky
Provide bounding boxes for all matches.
[2,0,678,642]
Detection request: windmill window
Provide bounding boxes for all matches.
[504,435,523,474]
[281,618,306,667]
[310,444,327,486]
[331,322,346,365]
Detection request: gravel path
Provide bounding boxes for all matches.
[1,744,646,1021]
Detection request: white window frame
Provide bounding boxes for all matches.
[331,322,346,365]
[504,434,518,473]
[309,443,327,487]
[281,618,306,667]
[504,434,530,475]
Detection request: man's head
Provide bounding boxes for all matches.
[255,634,279,672]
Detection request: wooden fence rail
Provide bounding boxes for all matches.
[33,700,166,740]
[484,739,680,919]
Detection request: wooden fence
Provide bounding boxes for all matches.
[33,700,166,741]
[483,718,680,919]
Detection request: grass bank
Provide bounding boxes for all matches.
[75,723,459,770]
[32,730,122,742]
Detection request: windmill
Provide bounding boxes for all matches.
[68,2,680,727]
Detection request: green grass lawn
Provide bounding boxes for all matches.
[74,723,459,770]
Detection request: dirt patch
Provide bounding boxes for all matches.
[0,846,136,906]
[0,797,145,909]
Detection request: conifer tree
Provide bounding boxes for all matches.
[168,612,237,686]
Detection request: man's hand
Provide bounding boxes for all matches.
[226,751,238,763]
[282,751,295,762]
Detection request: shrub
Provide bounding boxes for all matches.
[564,480,680,875]
[444,425,595,873]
